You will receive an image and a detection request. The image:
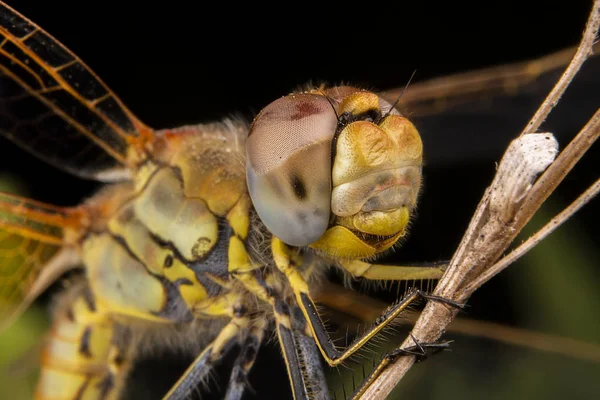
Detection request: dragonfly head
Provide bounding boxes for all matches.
[246,86,422,259]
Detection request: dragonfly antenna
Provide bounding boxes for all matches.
[318,88,340,124]
[381,69,417,121]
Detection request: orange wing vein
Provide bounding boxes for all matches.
[0,2,153,181]
[0,192,86,331]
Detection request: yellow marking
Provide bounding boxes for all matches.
[212,318,248,359]
[274,310,292,330]
[42,323,112,373]
[36,368,88,399]
[226,194,251,239]
[108,206,165,276]
[164,258,208,307]
[193,292,236,317]
[338,91,380,115]
[36,292,129,400]
[228,236,277,306]
[333,121,396,184]
[227,236,254,274]
[133,160,160,193]
[179,284,209,311]
[274,237,424,366]
[197,167,244,215]
[272,238,308,294]
[202,273,231,289]
[134,168,218,261]
[340,259,445,280]
[344,207,409,236]
[84,234,168,321]
[310,225,401,258]
[174,145,246,216]
[379,115,423,161]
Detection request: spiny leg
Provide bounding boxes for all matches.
[228,236,329,400]
[349,336,452,400]
[36,287,132,400]
[162,316,249,400]
[275,301,330,400]
[224,318,267,400]
[233,268,330,400]
[272,238,462,367]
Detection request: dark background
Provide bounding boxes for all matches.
[0,1,599,399]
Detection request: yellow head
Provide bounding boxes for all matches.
[246,86,422,259]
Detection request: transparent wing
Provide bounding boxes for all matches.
[381,44,600,167]
[0,2,153,181]
[0,192,84,330]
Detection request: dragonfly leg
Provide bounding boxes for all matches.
[229,237,330,400]
[274,301,330,400]
[232,273,331,399]
[272,238,462,367]
[349,337,453,400]
[387,333,453,362]
[36,286,132,400]
[338,259,447,281]
[162,316,250,400]
[224,318,267,400]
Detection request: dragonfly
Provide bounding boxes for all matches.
[0,0,596,400]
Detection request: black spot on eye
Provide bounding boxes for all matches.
[164,254,174,268]
[290,174,307,200]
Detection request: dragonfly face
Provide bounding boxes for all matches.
[247,87,422,257]
[0,2,599,400]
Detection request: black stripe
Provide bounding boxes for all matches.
[107,232,194,323]
[276,301,330,400]
[224,330,263,400]
[300,292,342,360]
[289,307,330,400]
[277,321,309,400]
[78,326,93,358]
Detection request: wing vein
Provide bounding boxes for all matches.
[0,25,140,141]
[0,62,128,164]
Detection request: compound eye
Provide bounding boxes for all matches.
[246,93,337,246]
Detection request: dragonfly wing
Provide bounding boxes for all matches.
[0,192,84,331]
[381,44,600,167]
[0,3,153,181]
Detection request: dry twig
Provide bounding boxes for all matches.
[360,1,600,398]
